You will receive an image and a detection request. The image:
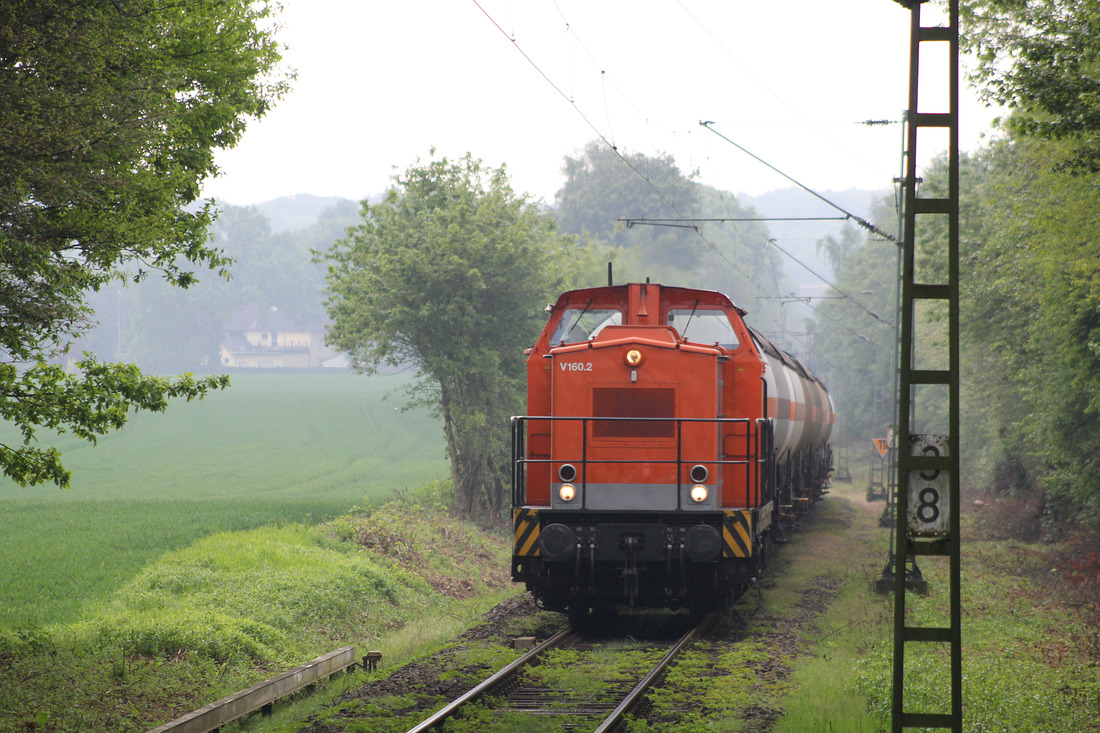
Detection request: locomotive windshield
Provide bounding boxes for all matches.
[667,308,739,349]
[551,308,621,344]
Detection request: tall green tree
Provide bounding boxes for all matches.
[960,137,1100,525]
[960,0,1100,528]
[0,0,289,487]
[321,154,585,517]
[555,141,784,328]
[896,139,1100,531]
[963,0,1100,171]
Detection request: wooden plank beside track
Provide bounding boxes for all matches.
[145,646,357,733]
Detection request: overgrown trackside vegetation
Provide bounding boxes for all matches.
[290,478,1099,733]
[320,153,589,518]
[4,432,1096,732]
[626,479,1100,732]
[814,2,1100,536]
[769,481,1100,733]
[0,493,512,733]
[855,535,1100,731]
[623,481,884,733]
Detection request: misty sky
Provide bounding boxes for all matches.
[202,0,1001,207]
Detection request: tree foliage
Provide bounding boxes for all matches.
[819,137,1100,531]
[963,0,1100,171]
[807,206,900,443]
[0,0,289,487]
[957,0,1100,527]
[804,1,1100,533]
[321,154,586,517]
[963,136,1100,524]
[554,141,785,330]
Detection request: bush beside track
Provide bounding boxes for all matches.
[0,491,513,733]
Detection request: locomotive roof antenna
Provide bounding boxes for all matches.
[607,261,613,287]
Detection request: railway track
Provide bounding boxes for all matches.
[404,613,712,732]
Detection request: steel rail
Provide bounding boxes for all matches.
[592,614,713,733]
[404,626,574,733]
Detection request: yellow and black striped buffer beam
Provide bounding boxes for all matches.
[513,508,540,557]
[723,510,753,558]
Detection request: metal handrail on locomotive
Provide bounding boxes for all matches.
[511,282,835,618]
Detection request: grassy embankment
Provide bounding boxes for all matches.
[0,372,521,732]
[611,467,1097,732]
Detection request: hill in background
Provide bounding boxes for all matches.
[253,193,359,233]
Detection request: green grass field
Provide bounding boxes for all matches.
[0,371,447,627]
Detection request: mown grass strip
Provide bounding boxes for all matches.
[772,479,891,732]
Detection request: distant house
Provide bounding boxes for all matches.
[220,305,344,368]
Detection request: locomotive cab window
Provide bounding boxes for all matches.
[667,309,739,349]
[551,308,622,345]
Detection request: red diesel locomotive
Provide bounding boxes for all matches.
[511,282,834,618]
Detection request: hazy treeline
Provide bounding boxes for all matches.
[80,146,826,376]
[78,197,359,371]
[553,146,885,380]
[813,137,1100,535]
[812,1,1100,536]
[554,142,780,303]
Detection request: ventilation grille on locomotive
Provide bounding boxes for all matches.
[592,387,675,438]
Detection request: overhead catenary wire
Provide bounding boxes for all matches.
[675,1,897,184]
[619,216,849,226]
[470,1,837,305]
[468,1,699,241]
[758,294,877,346]
[700,121,899,245]
[623,210,892,332]
[772,296,875,346]
[475,0,772,289]
[547,0,676,137]
[758,329,843,371]
[766,237,891,328]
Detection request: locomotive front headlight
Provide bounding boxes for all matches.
[625,349,644,367]
[559,483,576,502]
[690,484,709,503]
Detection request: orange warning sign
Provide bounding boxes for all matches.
[873,438,889,457]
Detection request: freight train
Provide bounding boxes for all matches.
[510,282,834,620]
